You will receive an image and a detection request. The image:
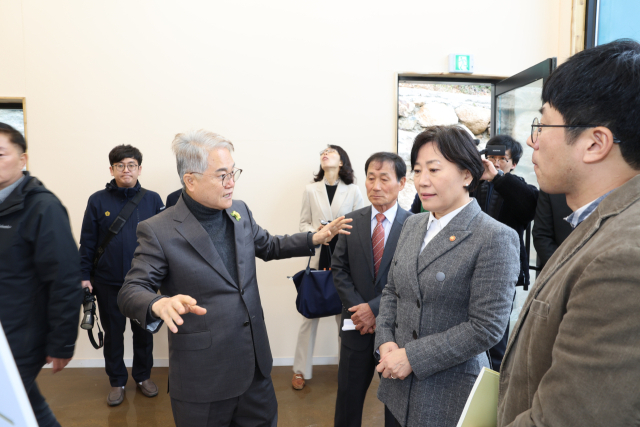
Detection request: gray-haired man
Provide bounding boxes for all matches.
[118,130,351,427]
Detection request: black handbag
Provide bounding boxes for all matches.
[292,248,342,319]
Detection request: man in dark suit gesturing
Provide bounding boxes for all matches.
[117,130,351,427]
[332,152,411,427]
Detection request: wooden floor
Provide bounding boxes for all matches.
[37,365,385,427]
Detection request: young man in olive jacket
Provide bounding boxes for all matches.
[0,123,82,427]
[79,144,164,406]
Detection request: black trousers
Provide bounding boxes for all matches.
[489,325,509,373]
[489,295,515,373]
[170,367,277,427]
[19,362,61,427]
[93,282,154,387]
[334,337,398,427]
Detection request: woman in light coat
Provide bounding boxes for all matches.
[375,126,519,426]
[292,145,364,390]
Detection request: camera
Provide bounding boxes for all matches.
[479,145,506,157]
[81,287,104,349]
[81,288,96,330]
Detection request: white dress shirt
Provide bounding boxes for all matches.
[371,202,398,246]
[420,201,471,253]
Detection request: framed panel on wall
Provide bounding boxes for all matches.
[0,98,27,138]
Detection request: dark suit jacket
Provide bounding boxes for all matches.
[332,204,411,351]
[118,197,313,403]
[532,190,573,268]
[165,189,181,208]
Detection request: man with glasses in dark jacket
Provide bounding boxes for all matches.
[0,122,82,427]
[472,135,539,372]
[79,145,164,406]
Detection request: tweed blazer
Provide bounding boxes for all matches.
[299,180,364,269]
[375,199,519,427]
[498,175,640,427]
[332,204,412,351]
[117,197,313,403]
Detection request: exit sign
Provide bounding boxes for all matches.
[449,54,474,74]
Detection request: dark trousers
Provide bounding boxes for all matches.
[170,367,277,427]
[489,295,515,373]
[335,337,397,427]
[489,326,509,373]
[19,362,61,427]
[94,282,154,386]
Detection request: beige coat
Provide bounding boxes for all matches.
[299,180,364,269]
[497,175,640,426]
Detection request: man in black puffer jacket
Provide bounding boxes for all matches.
[472,135,538,372]
[0,123,82,427]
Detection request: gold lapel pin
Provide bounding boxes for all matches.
[449,235,456,242]
[105,211,111,217]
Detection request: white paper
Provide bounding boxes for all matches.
[342,319,356,331]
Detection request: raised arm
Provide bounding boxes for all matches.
[118,221,206,333]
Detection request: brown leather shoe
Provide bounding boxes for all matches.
[292,373,305,390]
[107,386,125,406]
[137,379,158,397]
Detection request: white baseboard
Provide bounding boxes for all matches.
[43,356,338,368]
[273,356,338,366]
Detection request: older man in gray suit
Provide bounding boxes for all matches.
[332,152,412,427]
[117,130,351,427]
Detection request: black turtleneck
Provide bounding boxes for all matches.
[182,190,238,285]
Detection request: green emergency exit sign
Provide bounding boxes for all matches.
[449,54,474,74]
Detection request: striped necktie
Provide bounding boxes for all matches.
[372,213,385,279]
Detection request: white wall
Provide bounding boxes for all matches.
[1,0,572,366]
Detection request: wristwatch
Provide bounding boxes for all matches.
[491,170,504,182]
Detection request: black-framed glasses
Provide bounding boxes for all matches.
[531,117,621,144]
[486,156,511,164]
[111,163,139,172]
[189,168,242,186]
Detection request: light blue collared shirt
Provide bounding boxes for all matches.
[564,190,614,229]
[371,202,398,246]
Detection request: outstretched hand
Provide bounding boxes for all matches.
[312,216,353,246]
[152,294,207,333]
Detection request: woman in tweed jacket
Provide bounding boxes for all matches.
[375,126,520,427]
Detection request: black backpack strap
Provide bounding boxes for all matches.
[93,188,148,269]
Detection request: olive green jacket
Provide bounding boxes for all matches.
[497,174,640,426]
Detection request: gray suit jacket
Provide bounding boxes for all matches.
[332,204,412,351]
[118,197,313,403]
[498,175,640,427]
[375,200,519,427]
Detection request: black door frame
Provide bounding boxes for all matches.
[491,58,557,276]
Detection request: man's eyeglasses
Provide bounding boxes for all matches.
[189,168,243,187]
[112,163,139,172]
[486,156,511,164]
[319,148,338,156]
[531,117,621,144]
